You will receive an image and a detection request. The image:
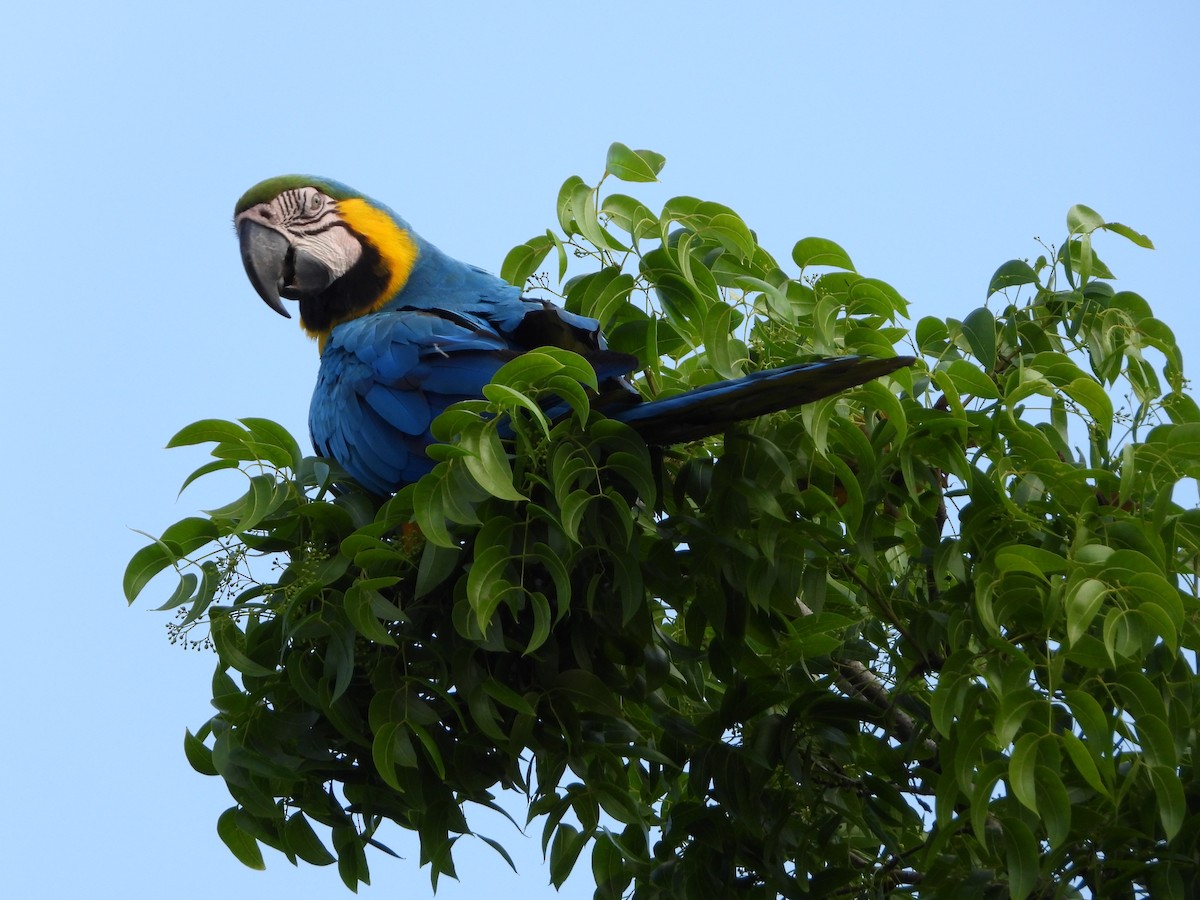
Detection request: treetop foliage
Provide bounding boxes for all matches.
[127,144,1200,898]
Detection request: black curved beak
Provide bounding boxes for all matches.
[237,217,292,318]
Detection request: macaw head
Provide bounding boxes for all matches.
[234,176,419,339]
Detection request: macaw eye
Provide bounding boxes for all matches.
[310,193,323,211]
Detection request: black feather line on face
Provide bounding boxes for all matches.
[298,239,390,333]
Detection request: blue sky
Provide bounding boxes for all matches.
[4,2,1197,897]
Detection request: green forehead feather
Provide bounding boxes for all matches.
[234,175,361,214]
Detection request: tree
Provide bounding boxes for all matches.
[127,144,1199,898]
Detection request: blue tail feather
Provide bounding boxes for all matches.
[611,356,914,444]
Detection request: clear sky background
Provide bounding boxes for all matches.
[4,3,1196,897]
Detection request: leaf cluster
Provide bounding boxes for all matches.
[127,146,1200,897]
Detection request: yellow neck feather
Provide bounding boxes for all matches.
[305,197,420,351]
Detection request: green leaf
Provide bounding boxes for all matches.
[1062,377,1114,434]
[210,614,275,677]
[592,832,632,898]
[605,142,665,182]
[501,235,552,287]
[702,303,740,379]
[482,679,538,716]
[1134,714,1177,768]
[462,425,526,502]
[184,728,218,776]
[345,580,400,646]
[218,807,266,870]
[1001,816,1038,900]
[1102,606,1144,664]
[178,458,240,494]
[557,175,585,234]
[569,179,627,251]
[241,417,304,470]
[704,212,756,261]
[961,307,997,371]
[791,237,856,272]
[549,823,588,889]
[1061,731,1109,797]
[576,268,636,328]
[1065,577,1108,645]
[1068,203,1105,236]
[945,359,999,399]
[1102,221,1154,249]
[167,419,248,449]
[285,812,337,866]
[123,543,176,604]
[601,193,659,240]
[1008,734,1040,813]
[995,545,1067,577]
[1034,765,1071,848]
[124,517,219,603]
[916,316,950,354]
[372,721,408,791]
[1149,766,1185,839]
[467,543,517,633]
[987,259,1039,296]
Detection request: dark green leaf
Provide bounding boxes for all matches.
[184,728,218,776]
[218,807,266,870]
[285,813,337,867]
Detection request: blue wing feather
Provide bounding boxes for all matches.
[311,309,519,493]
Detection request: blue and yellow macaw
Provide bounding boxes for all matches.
[235,176,913,495]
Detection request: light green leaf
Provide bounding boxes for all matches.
[791,236,856,272]
[705,212,756,261]
[601,193,659,240]
[557,175,585,234]
[605,142,665,182]
[501,235,552,287]
[702,303,740,379]
[462,425,526,502]
[1102,221,1154,249]
[1068,204,1105,236]
[240,417,304,470]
